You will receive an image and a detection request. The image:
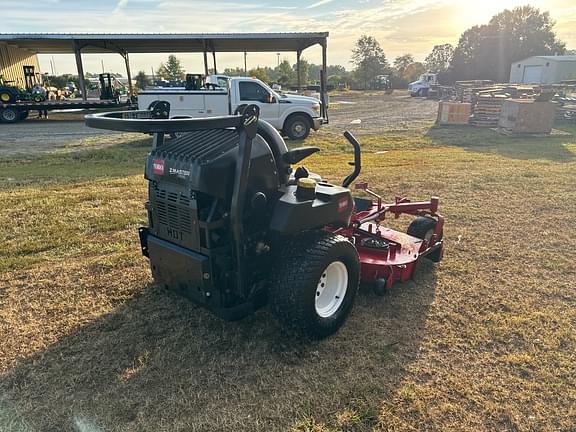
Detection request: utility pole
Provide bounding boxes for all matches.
[101,59,105,74]
[277,53,280,67]
[244,52,247,76]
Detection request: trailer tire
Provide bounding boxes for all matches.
[270,231,360,339]
[284,114,311,140]
[0,107,20,123]
[407,216,442,262]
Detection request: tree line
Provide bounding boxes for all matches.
[349,5,569,89]
[44,5,572,91]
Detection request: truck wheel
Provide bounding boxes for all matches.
[284,115,311,140]
[407,216,443,262]
[0,91,14,104]
[270,231,360,339]
[0,107,19,123]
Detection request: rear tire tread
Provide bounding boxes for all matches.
[270,231,360,338]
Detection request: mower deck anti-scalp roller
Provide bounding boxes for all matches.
[85,103,444,339]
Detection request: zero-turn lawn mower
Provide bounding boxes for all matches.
[85,103,444,338]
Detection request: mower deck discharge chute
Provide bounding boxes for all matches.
[85,103,444,338]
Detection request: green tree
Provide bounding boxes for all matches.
[393,54,415,78]
[351,35,390,89]
[134,71,149,90]
[157,55,185,81]
[451,6,565,82]
[248,67,270,83]
[403,62,426,82]
[275,59,295,87]
[223,67,246,76]
[293,58,310,86]
[425,44,454,73]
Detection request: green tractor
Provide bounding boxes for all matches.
[0,75,22,104]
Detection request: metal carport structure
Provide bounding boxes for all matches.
[0,32,329,118]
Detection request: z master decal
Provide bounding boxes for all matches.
[169,167,191,178]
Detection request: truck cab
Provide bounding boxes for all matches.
[138,75,324,140]
[408,72,438,97]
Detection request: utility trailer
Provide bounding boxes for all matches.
[0,99,131,123]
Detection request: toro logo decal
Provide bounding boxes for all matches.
[338,197,349,212]
[152,159,165,175]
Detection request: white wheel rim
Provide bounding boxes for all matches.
[315,261,348,318]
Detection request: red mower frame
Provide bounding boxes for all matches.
[331,181,444,293]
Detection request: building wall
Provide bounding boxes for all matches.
[0,43,41,87]
[510,56,576,84]
[555,62,576,82]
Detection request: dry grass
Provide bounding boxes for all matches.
[0,122,575,432]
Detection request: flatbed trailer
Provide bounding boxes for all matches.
[0,99,132,123]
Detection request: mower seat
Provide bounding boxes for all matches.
[256,120,322,187]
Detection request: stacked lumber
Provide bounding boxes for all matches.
[469,95,507,127]
[455,80,494,102]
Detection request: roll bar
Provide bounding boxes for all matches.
[85,109,246,133]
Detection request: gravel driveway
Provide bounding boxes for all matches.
[0,93,438,157]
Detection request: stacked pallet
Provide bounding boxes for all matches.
[455,80,494,102]
[498,100,556,134]
[436,101,471,125]
[469,95,507,127]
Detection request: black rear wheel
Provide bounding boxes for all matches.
[0,107,20,123]
[407,216,443,262]
[270,231,360,338]
[284,115,311,140]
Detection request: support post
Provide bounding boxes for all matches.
[320,40,328,122]
[203,50,209,76]
[122,51,133,98]
[212,48,217,75]
[73,40,87,101]
[296,49,302,92]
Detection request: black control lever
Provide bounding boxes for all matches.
[342,130,362,188]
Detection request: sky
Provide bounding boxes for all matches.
[2,0,576,76]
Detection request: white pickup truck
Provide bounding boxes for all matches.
[138,76,324,140]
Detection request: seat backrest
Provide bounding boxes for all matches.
[256,120,291,185]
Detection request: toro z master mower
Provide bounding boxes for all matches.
[85,103,444,338]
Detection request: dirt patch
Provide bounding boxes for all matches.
[0,93,437,157]
[327,91,438,135]
[0,113,138,157]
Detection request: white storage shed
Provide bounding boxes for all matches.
[509,55,576,84]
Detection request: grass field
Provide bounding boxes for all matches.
[1,122,575,431]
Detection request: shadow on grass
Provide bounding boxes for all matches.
[425,123,575,162]
[0,137,152,187]
[0,264,438,432]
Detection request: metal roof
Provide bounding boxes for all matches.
[515,55,576,63]
[0,32,328,54]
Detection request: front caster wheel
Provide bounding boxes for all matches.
[373,278,388,296]
[270,231,360,339]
